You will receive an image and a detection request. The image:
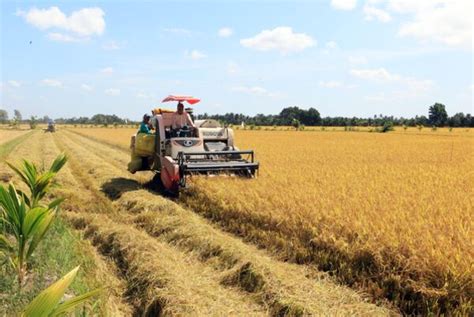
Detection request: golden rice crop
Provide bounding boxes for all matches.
[69,126,473,314]
[0,129,29,145]
[51,129,388,315]
[181,130,473,314]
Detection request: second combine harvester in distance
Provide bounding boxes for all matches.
[128,95,259,193]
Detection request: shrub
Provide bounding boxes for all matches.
[291,119,300,130]
[380,121,394,133]
[29,116,37,130]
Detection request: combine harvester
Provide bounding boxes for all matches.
[45,120,56,133]
[128,95,259,193]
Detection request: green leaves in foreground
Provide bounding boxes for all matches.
[21,266,102,317]
[0,183,57,285]
[7,154,68,208]
[0,153,68,285]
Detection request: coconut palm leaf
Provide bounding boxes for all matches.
[21,266,101,317]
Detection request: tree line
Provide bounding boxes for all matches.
[1,103,472,127]
[197,103,473,127]
[0,110,129,126]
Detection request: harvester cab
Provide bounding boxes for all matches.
[46,120,56,133]
[128,95,259,192]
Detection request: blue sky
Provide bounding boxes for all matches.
[1,0,472,120]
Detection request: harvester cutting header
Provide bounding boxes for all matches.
[128,95,259,192]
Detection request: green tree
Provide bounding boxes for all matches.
[29,116,37,129]
[292,118,301,130]
[14,109,22,122]
[448,112,465,127]
[428,103,448,127]
[0,109,8,123]
[380,121,394,133]
[300,107,321,126]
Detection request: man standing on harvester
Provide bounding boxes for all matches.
[172,102,194,130]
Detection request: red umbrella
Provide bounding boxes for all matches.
[162,95,200,105]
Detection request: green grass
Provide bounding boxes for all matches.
[0,218,103,315]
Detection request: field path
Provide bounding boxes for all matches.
[43,129,393,315]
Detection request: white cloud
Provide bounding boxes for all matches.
[8,80,21,88]
[136,91,156,99]
[364,5,392,22]
[100,67,114,74]
[48,32,83,42]
[227,61,240,75]
[350,67,434,91]
[105,88,120,96]
[232,86,278,97]
[365,92,386,102]
[218,27,233,37]
[17,6,105,37]
[396,0,471,48]
[350,68,399,81]
[325,41,338,49]
[319,81,357,89]
[331,0,358,10]
[41,79,62,87]
[102,40,120,50]
[81,84,93,91]
[240,27,315,54]
[185,50,207,60]
[319,80,343,88]
[361,0,472,48]
[387,0,444,14]
[348,55,368,64]
[403,78,434,92]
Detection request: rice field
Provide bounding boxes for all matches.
[1,129,391,316]
[2,126,472,315]
[186,129,473,313]
[0,129,29,145]
[69,126,473,315]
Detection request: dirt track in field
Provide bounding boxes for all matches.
[1,131,393,316]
